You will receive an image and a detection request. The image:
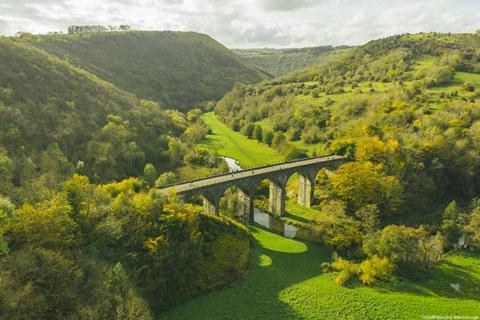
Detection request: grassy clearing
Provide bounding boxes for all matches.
[454,71,480,86]
[198,112,283,167]
[160,227,480,320]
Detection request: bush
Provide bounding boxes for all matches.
[253,125,263,142]
[335,270,351,286]
[155,172,177,188]
[320,262,332,272]
[359,256,394,285]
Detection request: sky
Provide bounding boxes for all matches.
[0,0,479,48]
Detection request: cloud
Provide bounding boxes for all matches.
[260,0,320,11]
[0,0,479,48]
[0,20,9,34]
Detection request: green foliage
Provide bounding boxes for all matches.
[243,123,255,138]
[252,125,263,142]
[440,200,463,248]
[143,164,158,187]
[0,38,193,201]
[26,31,268,110]
[262,130,274,145]
[363,225,444,270]
[314,208,363,255]
[0,176,250,318]
[355,204,380,234]
[0,195,14,220]
[154,172,177,188]
[216,31,480,219]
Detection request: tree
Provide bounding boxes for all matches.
[330,161,403,213]
[363,225,421,266]
[418,229,444,268]
[253,125,263,142]
[243,123,255,138]
[262,130,274,146]
[155,172,177,188]
[0,195,14,220]
[143,164,158,187]
[355,204,380,234]
[283,146,308,161]
[440,200,463,248]
[0,148,13,196]
[315,211,363,256]
[465,207,480,249]
[271,132,288,151]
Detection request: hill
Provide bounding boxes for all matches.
[233,46,351,77]
[216,32,480,216]
[0,37,182,202]
[23,31,269,110]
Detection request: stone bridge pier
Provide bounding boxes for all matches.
[160,156,347,225]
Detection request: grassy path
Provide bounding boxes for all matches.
[198,112,283,168]
[160,227,480,319]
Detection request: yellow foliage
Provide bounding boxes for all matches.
[101,177,142,197]
[335,271,351,286]
[448,119,467,128]
[332,257,359,274]
[132,193,152,215]
[144,235,167,254]
[355,136,386,162]
[12,196,78,248]
[359,256,394,285]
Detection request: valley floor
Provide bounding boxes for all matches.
[176,111,480,319]
[160,227,480,320]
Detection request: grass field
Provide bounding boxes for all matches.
[198,112,283,167]
[160,227,480,320]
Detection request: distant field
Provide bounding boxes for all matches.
[198,112,283,167]
[160,227,480,320]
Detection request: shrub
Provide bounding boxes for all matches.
[155,172,177,188]
[359,256,394,285]
[335,270,351,286]
[320,262,332,272]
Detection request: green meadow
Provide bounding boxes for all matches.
[161,227,480,320]
[198,112,283,168]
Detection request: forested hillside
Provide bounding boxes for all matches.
[233,46,351,77]
[23,31,269,110]
[0,34,251,320]
[0,35,233,202]
[217,32,480,216]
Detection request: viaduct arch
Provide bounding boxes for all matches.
[159,155,347,224]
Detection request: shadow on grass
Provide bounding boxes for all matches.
[159,226,332,320]
[283,212,312,225]
[361,251,480,300]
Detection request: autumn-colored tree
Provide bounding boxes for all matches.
[329,161,403,213]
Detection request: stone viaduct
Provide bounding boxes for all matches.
[159,155,347,224]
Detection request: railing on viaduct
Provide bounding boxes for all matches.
[158,155,347,224]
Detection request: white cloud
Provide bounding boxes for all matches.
[0,0,479,48]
